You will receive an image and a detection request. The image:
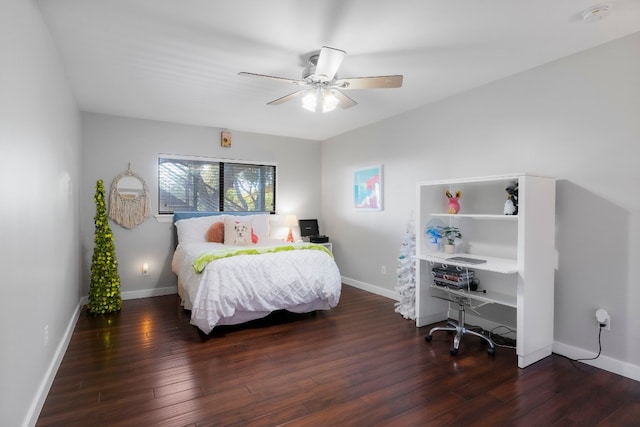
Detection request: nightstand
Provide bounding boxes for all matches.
[317,242,332,253]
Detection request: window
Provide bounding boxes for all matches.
[158,155,276,214]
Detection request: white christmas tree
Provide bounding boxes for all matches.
[395,216,416,319]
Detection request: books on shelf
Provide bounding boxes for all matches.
[433,279,474,289]
[431,266,475,290]
[432,270,474,280]
[431,266,474,278]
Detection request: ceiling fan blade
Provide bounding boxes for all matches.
[238,72,307,86]
[331,89,357,109]
[335,75,403,90]
[267,90,308,105]
[314,46,346,82]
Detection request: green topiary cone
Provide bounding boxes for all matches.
[88,179,122,314]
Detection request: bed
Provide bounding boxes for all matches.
[171,212,342,334]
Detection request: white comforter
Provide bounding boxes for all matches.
[172,240,342,333]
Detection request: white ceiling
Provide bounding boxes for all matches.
[37,0,640,141]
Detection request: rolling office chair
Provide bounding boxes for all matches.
[425,295,496,356]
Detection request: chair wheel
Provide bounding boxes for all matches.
[487,347,495,356]
[425,335,432,342]
[450,348,458,355]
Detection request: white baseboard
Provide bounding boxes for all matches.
[553,340,640,382]
[79,285,178,305]
[24,299,82,427]
[121,285,177,300]
[341,276,400,301]
[416,312,447,328]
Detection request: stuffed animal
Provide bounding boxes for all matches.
[504,182,518,215]
[445,190,461,214]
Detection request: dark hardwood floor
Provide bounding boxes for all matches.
[38,285,640,426]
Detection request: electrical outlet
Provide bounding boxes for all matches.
[596,309,611,331]
[602,314,611,331]
[381,265,386,275]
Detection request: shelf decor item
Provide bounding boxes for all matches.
[504,181,518,215]
[424,218,445,251]
[88,179,122,315]
[425,226,441,243]
[425,225,442,252]
[446,190,461,214]
[439,225,461,253]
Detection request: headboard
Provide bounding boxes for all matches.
[172,211,263,223]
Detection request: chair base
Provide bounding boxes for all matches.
[425,303,495,356]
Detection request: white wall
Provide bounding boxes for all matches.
[80,112,322,297]
[0,1,82,426]
[322,31,640,376]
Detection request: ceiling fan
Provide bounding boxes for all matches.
[238,46,403,113]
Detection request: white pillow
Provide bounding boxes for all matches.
[224,216,253,246]
[228,213,270,241]
[175,215,227,243]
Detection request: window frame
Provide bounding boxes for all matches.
[157,153,277,217]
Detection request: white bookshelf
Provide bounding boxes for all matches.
[415,174,556,368]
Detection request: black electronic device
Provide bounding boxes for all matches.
[299,219,319,237]
[299,218,329,243]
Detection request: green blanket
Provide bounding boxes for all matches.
[192,243,333,273]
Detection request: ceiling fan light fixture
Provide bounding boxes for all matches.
[302,91,318,112]
[322,90,339,113]
[239,46,402,111]
[301,88,340,113]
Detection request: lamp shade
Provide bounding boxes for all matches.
[284,214,298,227]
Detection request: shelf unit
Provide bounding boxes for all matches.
[415,174,555,368]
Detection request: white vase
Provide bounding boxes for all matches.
[444,244,455,254]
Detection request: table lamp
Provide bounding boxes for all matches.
[284,214,297,242]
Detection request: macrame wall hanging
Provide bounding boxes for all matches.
[108,163,150,229]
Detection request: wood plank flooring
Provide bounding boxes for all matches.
[38,285,640,426]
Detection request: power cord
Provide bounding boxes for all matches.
[557,323,603,363]
[488,325,516,349]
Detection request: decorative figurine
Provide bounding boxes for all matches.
[504,182,518,215]
[445,190,461,214]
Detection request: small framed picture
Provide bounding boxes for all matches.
[354,165,383,211]
[221,131,232,147]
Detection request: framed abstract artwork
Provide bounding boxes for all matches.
[353,165,383,211]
